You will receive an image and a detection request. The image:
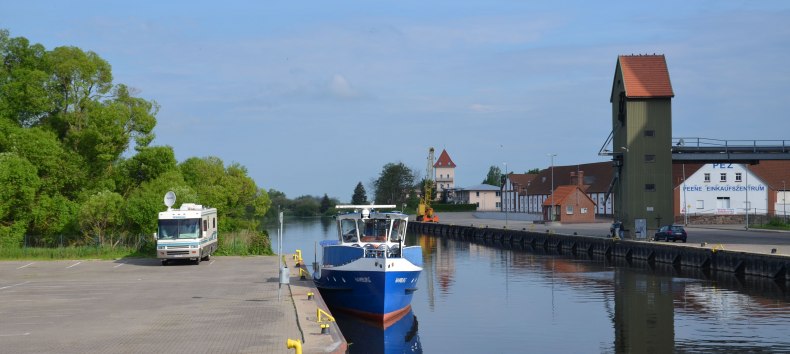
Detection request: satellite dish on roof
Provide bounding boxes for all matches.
[164,191,176,209]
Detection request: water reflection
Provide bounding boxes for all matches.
[415,233,790,353]
[271,219,790,352]
[334,310,422,354]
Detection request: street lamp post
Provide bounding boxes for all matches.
[682,164,688,226]
[503,162,508,227]
[743,165,749,231]
[783,180,787,223]
[550,155,556,222]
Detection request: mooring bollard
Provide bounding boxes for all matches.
[320,323,330,334]
[307,292,314,300]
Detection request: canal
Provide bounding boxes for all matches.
[270,218,790,353]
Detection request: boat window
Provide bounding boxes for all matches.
[361,219,389,242]
[390,219,404,242]
[339,219,359,243]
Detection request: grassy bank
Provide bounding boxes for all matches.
[0,230,273,260]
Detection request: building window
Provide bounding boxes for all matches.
[581,208,588,214]
[476,191,480,197]
[704,173,711,183]
[496,202,501,208]
[696,200,704,209]
[495,191,500,197]
[735,172,742,182]
[645,154,656,163]
[645,183,656,192]
[644,130,655,137]
[720,173,727,182]
[566,205,573,214]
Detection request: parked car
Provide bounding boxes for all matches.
[654,225,687,242]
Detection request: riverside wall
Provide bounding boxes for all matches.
[408,222,790,282]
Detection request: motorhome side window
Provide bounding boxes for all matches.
[203,220,208,232]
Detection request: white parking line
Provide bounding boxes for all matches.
[209,260,215,265]
[0,281,30,290]
[17,262,34,269]
[113,263,124,268]
[0,333,31,337]
[66,262,81,269]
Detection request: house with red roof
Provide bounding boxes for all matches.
[434,149,456,201]
[542,177,597,223]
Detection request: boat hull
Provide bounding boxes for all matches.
[315,259,421,323]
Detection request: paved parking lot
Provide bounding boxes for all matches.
[0,257,300,354]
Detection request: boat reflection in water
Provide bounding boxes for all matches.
[334,308,422,354]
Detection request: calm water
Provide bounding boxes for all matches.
[270,218,790,353]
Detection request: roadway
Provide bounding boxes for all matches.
[0,257,344,354]
[435,212,790,255]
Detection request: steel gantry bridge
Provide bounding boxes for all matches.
[670,137,790,163]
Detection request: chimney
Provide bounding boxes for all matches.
[570,171,578,186]
[577,171,584,187]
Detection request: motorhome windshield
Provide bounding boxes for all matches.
[158,218,201,239]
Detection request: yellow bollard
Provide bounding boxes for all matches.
[299,267,309,280]
[286,338,302,354]
[307,292,314,300]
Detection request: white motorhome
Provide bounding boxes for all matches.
[156,195,218,265]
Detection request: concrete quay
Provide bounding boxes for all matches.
[412,212,790,281]
[0,255,345,354]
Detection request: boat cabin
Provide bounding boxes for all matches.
[338,214,406,244]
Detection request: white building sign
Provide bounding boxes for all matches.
[679,163,767,215]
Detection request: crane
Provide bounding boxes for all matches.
[417,147,439,222]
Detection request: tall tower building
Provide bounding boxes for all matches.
[611,54,674,237]
[434,149,456,201]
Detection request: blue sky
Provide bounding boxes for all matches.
[2,1,789,201]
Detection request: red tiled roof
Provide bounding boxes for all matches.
[434,149,456,168]
[617,55,674,98]
[528,162,614,195]
[543,185,576,206]
[542,185,596,206]
[739,161,790,190]
[507,173,538,187]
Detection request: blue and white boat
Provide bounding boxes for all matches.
[314,205,423,324]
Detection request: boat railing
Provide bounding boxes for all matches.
[363,244,401,259]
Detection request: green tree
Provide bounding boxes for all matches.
[351,182,367,205]
[30,193,79,246]
[266,189,290,219]
[0,30,53,127]
[527,168,540,174]
[178,156,270,231]
[0,152,39,247]
[125,170,197,236]
[79,190,124,247]
[374,162,415,206]
[483,165,503,187]
[114,145,178,196]
[0,120,86,198]
[292,195,320,217]
[319,194,331,214]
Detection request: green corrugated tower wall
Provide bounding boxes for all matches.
[611,63,674,238]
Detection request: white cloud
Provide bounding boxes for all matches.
[469,103,495,113]
[328,74,360,100]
